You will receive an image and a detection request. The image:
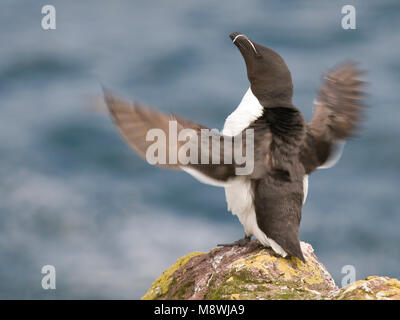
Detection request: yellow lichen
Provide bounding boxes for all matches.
[334,276,400,300]
[366,275,381,281]
[378,289,400,298]
[232,250,324,287]
[276,259,300,280]
[231,293,240,300]
[231,250,277,274]
[385,278,400,289]
[141,251,204,300]
[297,262,326,285]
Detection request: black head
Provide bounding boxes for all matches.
[229,32,293,108]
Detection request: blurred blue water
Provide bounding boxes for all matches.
[0,0,399,298]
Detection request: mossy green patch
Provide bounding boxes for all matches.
[141,251,204,300]
[172,280,196,299]
[203,269,314,300]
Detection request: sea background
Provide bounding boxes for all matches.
[0,0,399,299]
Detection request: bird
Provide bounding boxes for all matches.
[103,32,365,262]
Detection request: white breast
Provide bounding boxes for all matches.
[222,87,264,136]
[303,175,309,204]
[224,178,288,257]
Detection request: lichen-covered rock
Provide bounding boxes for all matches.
[332,276,400,300]
[142,251,205,300]
[142,240,400,300]
[142,240,337,300]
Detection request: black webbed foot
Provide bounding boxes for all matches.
[217,235,251,247]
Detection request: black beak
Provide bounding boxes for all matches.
[229,32,244,41]
[229,32,249,44]
[229,32,260,57]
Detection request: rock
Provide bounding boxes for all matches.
[332,276,400,300]
[142,240,400,300]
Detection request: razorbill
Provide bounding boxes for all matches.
[103,32,365,262]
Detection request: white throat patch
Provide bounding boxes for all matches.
[222,87,263,136]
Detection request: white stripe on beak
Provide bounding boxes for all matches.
[232,34,258,55]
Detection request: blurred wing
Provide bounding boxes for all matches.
[301,63,366,174]
[104,90,248,185]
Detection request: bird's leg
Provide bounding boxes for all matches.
[217,235,251,247]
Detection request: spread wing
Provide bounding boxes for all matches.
[104,90,257,185]
[300,63,366,174]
